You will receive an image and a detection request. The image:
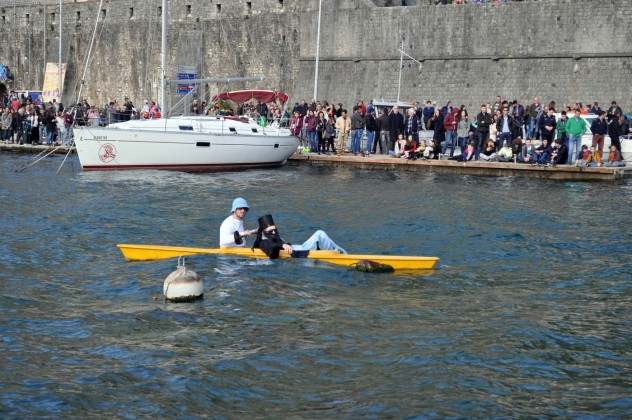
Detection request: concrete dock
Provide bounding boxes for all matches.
[288,153,631,181]
[1,143,74,155]
[2,143,629,180]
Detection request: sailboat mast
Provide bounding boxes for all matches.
[75,0,104,106]
[58,0,62,103]
[160,0,168,113]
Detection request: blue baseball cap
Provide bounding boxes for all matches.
[231,197,249,212]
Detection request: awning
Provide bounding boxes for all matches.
[212,90,289,106]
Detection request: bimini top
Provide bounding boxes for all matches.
[212,90,289,106]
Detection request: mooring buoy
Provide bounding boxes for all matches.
[163,257,203,302]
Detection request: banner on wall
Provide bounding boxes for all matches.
[176,65,197,95]
[0,66,14,83]
[42,63,67,103]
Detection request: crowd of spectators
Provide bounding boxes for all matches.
[0,91,165,146]
[2,87,630,169]
[285,96,631,167]
[1,91,73,146]
[189,98,288,128]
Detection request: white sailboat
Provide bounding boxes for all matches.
[73,0,297,172]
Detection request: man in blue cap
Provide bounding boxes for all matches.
[219,197,254,247]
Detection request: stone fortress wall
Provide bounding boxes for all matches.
[0,0,630,111]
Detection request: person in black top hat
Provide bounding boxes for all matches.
[252,214,347,259]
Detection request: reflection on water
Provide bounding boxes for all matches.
[0,153,631,418]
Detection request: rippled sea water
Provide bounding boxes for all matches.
[1,153,631,418]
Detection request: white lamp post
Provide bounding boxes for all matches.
[58,0,62,103]
[313,0,322,101]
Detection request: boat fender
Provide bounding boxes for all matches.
[163,257,203,302]
[355,259,394,273]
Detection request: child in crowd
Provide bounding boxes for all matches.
[575,145,590,166]
[581,146,602,167]
[463,142,475,162]
[604,144,625,167]
[418,139,429,159]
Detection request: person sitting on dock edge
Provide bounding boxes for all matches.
[533,138,552,166]
[252,214,347,259]
[219,198,254,248]
[497,140,513,162]
[480,139,498,162]
[550,139,568,166]
[575,145,590,166]
[582,146,602,167]
[604,144,625,167]
[517,138,536,164]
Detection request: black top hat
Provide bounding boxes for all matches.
[257,214,275,232]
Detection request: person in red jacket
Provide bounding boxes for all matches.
[442,109,459,158]
[289,110,304,147]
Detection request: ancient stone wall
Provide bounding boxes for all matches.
[297,0,632,111]
[0,0,630,112]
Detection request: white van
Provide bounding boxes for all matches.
[371,99,415,119]
[554,113,631,162]
[371,99,434,141]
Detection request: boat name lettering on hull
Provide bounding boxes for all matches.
[93,136,107,140]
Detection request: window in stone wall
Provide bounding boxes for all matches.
[76,11,80,21]
[278,0,284,9]
[187,5,192,17]
[216,4,222,14]
[26,14,29,23]
[129,8,134,19]
[51,12,55,21]
[246,2,252,12]
[158,6,162,17]
[101,9,106,19]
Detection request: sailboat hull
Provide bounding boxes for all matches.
[73,118,299,172]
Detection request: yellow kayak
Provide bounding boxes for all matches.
[117,244,439,270]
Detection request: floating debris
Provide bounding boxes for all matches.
[355,259,394,273]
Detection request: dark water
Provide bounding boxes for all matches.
[1,153,630,418]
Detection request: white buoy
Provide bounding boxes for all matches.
[163,257,203,302]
